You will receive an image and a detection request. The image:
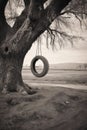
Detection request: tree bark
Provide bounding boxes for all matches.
[0,52,23,92]
[0,55,4,91]
[0,52,35,94]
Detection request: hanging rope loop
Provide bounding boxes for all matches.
[30,40,49,78]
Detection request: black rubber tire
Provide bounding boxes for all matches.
[30,56,49,77]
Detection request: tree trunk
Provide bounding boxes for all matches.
[0,46,36,94]
[0,53,24,93]
[0,55,4,91]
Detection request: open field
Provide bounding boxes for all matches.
[22,68,87,90]
[0,66,87,130]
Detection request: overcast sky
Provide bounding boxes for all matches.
[23,43,87,66]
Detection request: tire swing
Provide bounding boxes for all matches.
[30,42,49,77]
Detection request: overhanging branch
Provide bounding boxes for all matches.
[1,0,71,56]
[0,0,11,44]
[16,0,72,54]
[12,0,47,33]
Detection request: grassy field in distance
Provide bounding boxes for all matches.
[22,63,87,86]
[23,63,87,70]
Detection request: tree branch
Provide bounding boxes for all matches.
[12,0,30,33]
[15,0,71,54]
[47,27,84,48]
[0,0,71,56]
[0,0,8,15]
[12,0,47,33]
[30,0,72,43]
[0,0,11,44]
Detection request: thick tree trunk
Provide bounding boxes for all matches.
[0,53,24,93]
[0,52,36,94]
[0,55,4,91]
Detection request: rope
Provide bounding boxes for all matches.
[36,42,42,56]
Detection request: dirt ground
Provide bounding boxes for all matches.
[0,69,87,130]
[0,87,87,130]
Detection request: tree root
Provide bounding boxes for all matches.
[18,83,37,95]
[24,83,37,94]
[1,83,37,95]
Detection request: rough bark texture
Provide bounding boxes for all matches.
[0,0,71,94]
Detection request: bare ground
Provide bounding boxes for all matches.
[0,87,87,130]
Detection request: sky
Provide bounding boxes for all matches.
[23,43,87,66]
